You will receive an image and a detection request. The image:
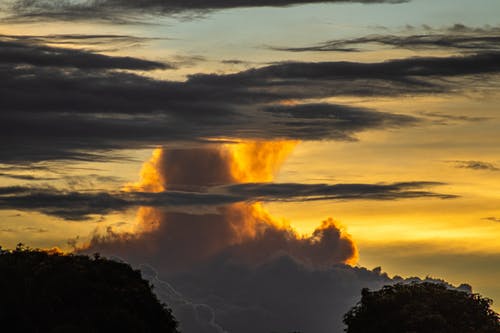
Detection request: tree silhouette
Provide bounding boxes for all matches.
[344,282,500,333]
[0,245,178,333]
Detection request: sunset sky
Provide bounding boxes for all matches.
[1,1,499,332]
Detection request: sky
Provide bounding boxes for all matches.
[1,0,499,332]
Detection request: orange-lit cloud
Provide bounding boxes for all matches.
[125,148,166,193]
[225,140,299,183]
[88,140,358,271]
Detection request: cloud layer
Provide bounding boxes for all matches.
[3,0,408,22]
[0,37,171,70]
[0,181,455,220]
[451,160,499,171]
[271,24,500,53]
[3,34,500,164]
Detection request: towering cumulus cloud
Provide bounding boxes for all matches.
[91,140,357,272]
[82,141,460,333]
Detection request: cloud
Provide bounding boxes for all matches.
[0,172,57,181]
[139,263,228,333]
[0,36,171,70]
[0,33,162,50]
[0,181,455,220]
[23,226,49,233]
[3,0,409,23]
[482,217,500,223]
[451,160,499,171]
[262,103,417,140]
[220,59,252,65]
[162,256,397,333]
[84,200,463,333]
[3,34,500,164]
[0,186,31,195]
[0,186,131,221]
[202,52,500,82]
[133,254,469,333]
[418,111,490,125]
[88,211,358,272]
[225,181,457,201]
[0,53,425,163]
[65,137,464,333]
[270,24,500,53]
[0,142,457,220]
[0,141,454,288]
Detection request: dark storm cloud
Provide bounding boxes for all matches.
[271,24,500,53]
[451,160,499,171]
[2,36,500,163]
[0,182,454,220]
[144,257,397,333]
[3,0,408,23]
[0,36,171,70]
[125,253,470,333]
[154,257,468,333]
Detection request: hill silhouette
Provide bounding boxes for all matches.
[0,244,178,333]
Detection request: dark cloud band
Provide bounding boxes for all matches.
[0,36,171,70]
[270,25,500,53]
[0,181,455,220]
[3,0,409,23]
[2,35,500,163]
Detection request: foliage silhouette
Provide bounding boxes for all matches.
[344,282,500,333]
[0,244,178,333]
